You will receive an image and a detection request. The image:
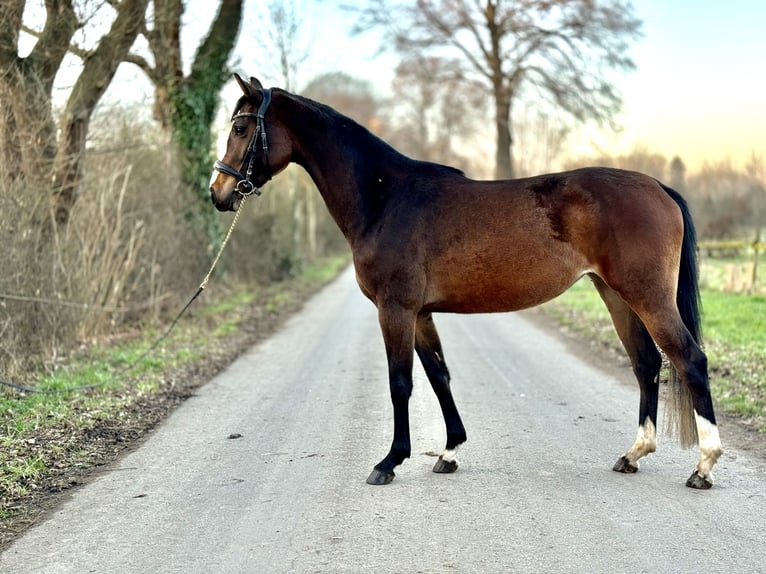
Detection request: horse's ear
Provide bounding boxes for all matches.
[233,73,262,98]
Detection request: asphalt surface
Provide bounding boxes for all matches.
[2,266,765,573]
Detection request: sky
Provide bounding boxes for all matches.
[591,1,766,172]
[28,0,766,175]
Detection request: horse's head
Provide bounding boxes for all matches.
[209,74,291,211]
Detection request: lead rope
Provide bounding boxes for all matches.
[0,196,251,395]
[201,194,248,291]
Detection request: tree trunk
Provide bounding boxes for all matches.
[143,0,244,247]
[148,0,183,130]
[52,0,148,225]
[494,90,513,179]
[0,0,77,189]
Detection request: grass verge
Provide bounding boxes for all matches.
[541,277,766,433]
[0,254,350,543]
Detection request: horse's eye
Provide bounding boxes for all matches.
[233,124,246,137]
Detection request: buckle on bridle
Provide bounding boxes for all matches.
[235,179,261,197]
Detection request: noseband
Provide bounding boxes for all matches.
[213,89,273,196]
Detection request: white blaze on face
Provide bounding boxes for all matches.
[694,410,723,479]
[209,169,219,189]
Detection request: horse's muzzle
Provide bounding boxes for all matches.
[209,162,243,211]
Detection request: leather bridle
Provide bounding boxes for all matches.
[212,89,273,196]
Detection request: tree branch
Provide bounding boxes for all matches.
[188,0,243,88]
[123,52,158,83]
[53,0,150,224]
[0,0,24,63]
[354,0,642,177]
[415,1,492,81]
[27,0,80,91]
[20,23,92,60]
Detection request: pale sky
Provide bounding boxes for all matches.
[590,1,766,172]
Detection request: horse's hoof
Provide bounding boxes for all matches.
[366,468,395,485]
[612,456,639,474]
[433,456,459,474]
[685,470,713,490]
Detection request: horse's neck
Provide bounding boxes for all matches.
[283,96,403,243]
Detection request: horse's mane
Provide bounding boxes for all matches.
[289,92,466,179]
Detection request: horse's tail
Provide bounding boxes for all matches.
[659,182,701,448]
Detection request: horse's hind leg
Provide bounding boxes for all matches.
[591,276,662,473]
[637,312,722,489]
[415,314,467,473]
[605,282,722,488]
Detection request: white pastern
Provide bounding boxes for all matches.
[441,446,459,463]
[694,411,723,478]
[625,417,657,465]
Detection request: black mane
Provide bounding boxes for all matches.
[290,92,466,179]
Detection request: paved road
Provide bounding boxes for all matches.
[2,267,765,573]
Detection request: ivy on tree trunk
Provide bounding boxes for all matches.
[132,0,244,249]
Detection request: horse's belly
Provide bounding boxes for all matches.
[425,252,587,314]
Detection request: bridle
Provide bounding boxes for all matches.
[213,89,273,196]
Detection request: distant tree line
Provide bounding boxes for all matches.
[563,151,765,240]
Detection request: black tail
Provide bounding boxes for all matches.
[659,183,703,344]
[659,182,703,447]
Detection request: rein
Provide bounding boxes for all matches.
[213,88,273,196]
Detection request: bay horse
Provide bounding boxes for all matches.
[209,74,723,489]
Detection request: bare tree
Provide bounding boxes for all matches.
[563,147,667,181]
[744,154,764,291]
[0,0,148,224]
[389,55,486,170]
[126,0,244,243]
[744,153,765,234]
[354,0,641,178]
[669,156,687,193]
[687,161,755,239]
[265,0,309,91]
[303,72,379,125]
[260,0,313,262]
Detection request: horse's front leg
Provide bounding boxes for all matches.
[367,304,417,485]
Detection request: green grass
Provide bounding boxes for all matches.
[700,291,765,424]
[542,267,766,432]
[701,291,765,346]
[0,456,46,498]
[300,254,351,283]
[199,291,257,316]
